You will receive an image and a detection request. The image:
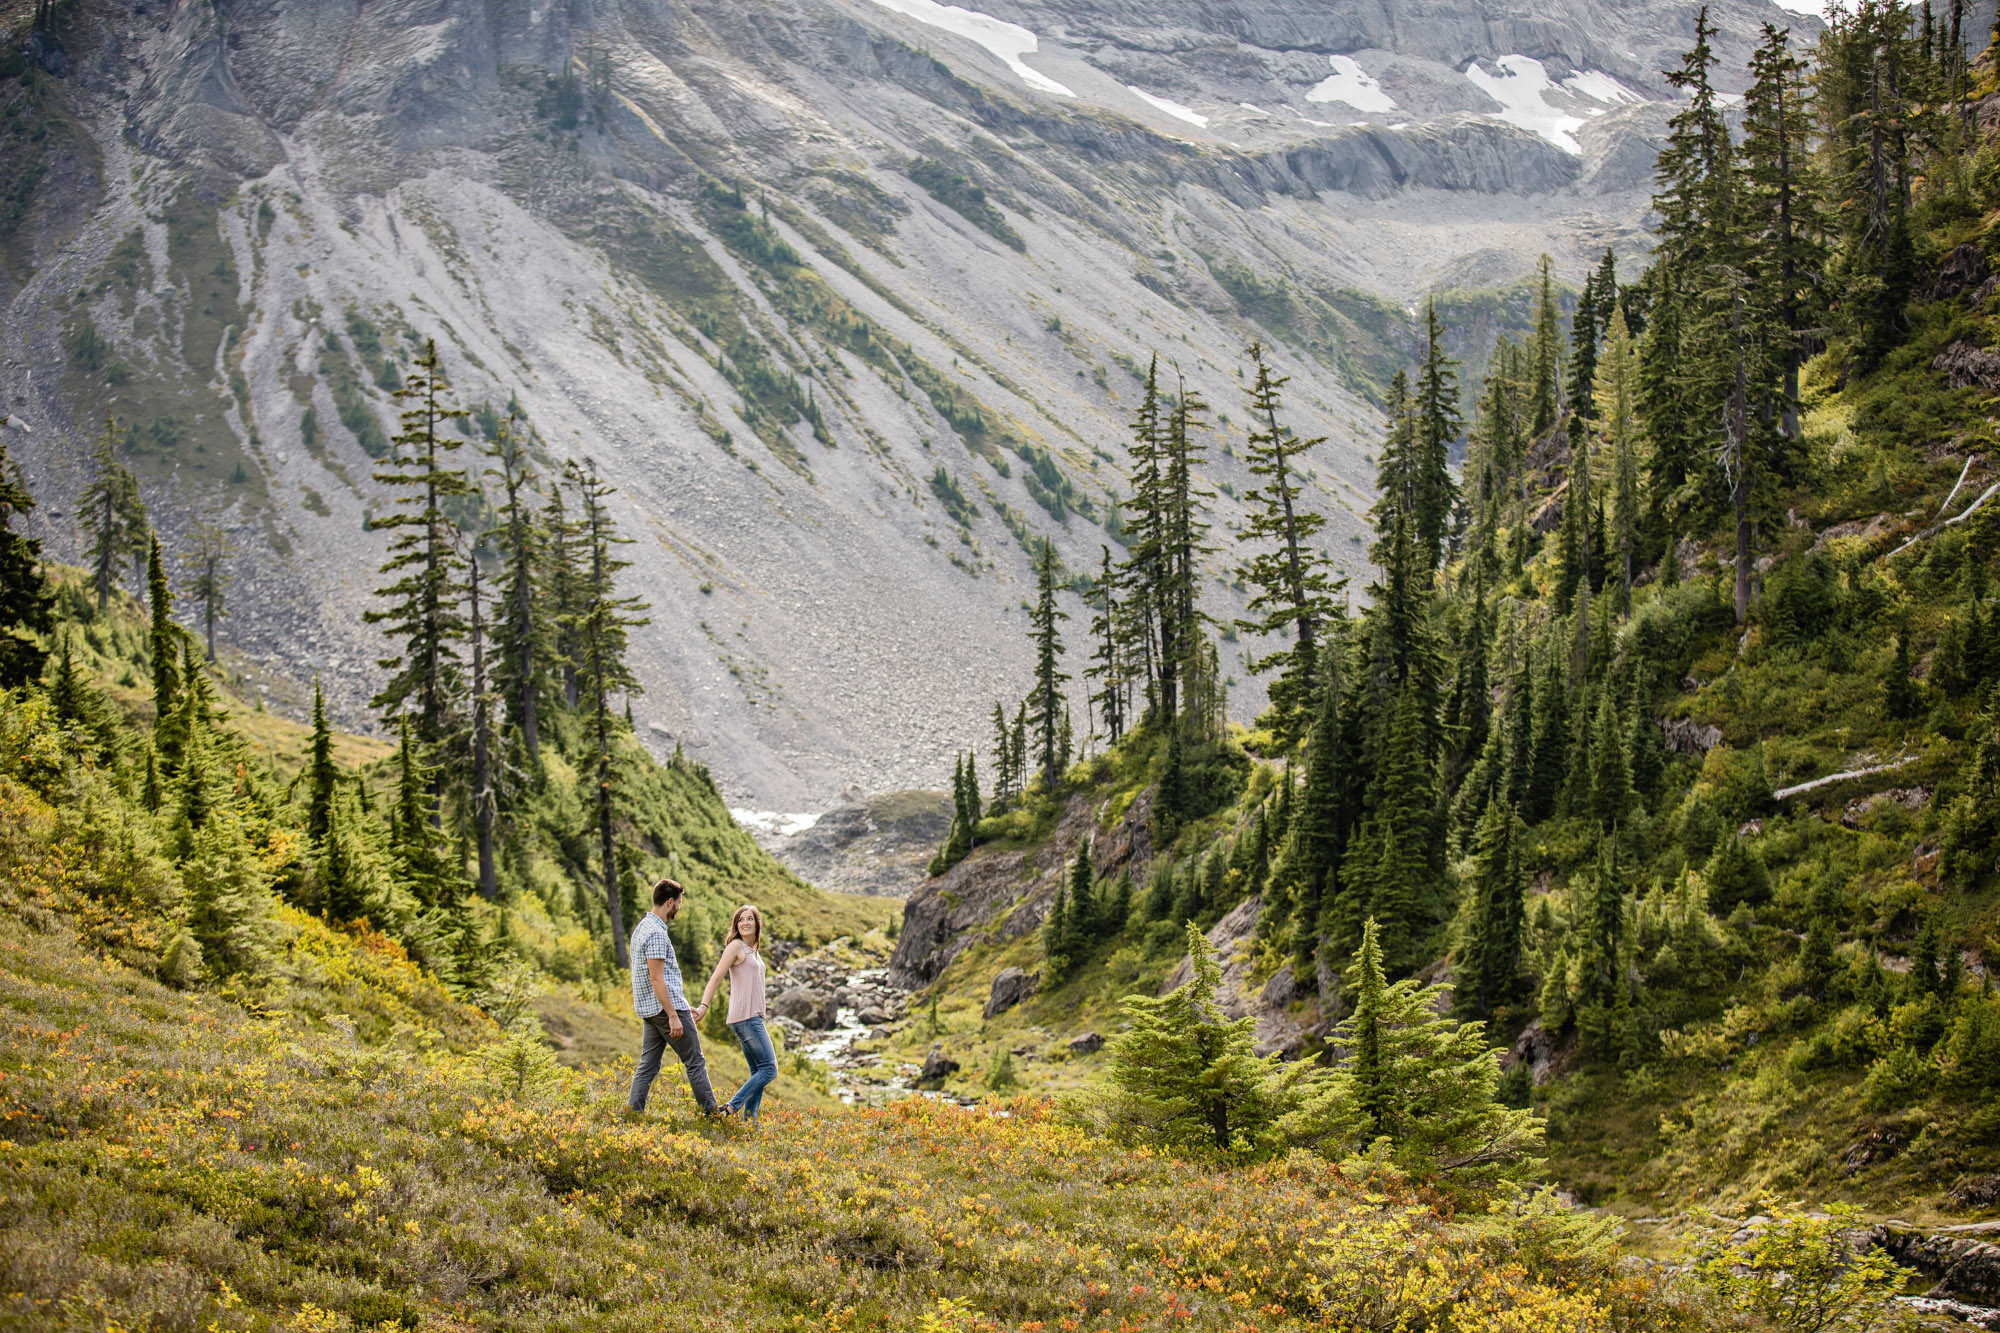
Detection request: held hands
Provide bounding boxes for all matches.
[692,1003,710,1022]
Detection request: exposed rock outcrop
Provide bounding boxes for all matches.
[1159,896,1328,1058]
[1871,1221,2000,1308]
[984,966,1038,1018]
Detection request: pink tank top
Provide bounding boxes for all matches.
[727,944,766,1024]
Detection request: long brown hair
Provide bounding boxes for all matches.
[726,904,763,948]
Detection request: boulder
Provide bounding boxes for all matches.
[1068,1031,1105,1055]
[770,986,837,1030]
[1871,1222,2000,1307]
[984,966,1039,1018]
[1932,242,1991,301]
[1933,340,2000,390]
[916,1045,959,1087]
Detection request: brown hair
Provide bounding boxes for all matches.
[726,904,763,947]
[652,878,684,907]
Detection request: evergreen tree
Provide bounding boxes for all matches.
[78,420,147,612]
[1028,538,1071,789]
[1043,878,1073,980]
[570,459,651,966]
[1085,547,1128,746]
[1741,23,1826,437]
[365,341,471,798]
[182,813,278,978]
[542,481,586,710]
[1457,798,1524,1019]
[1568,263,1601,427]
[1118,357,1168,722]
[1283,638,1350,970]
[1526,649,1569,823]
[306,676,338,844]
[1104,922,1281,1156]
[390,714,453,908]
[145,533,182,758]
[1234,343,1342,739]
[990,701,1016,809]
[1157,372,1214,732]
[182,518,234,663]
[1334,917,1541,1193]
[1335,685,1437,971]
[467,550,498,900]
[1528,258,1563,437]
[1886,630,1924,719]
[486,410,548,764]
[1067,839,1098,954]
[0,426,53,689]
[1588,691,1633,827]
[1594,308,1643,606]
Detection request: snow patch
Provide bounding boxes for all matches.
[1562,69,1643,105]
[1126,85,1209,127]
[863,0,1073,96]
[1769,0,1829,13]
[1306,54,1397,113]
[730,808,823,839]
[1464,54,1585,153]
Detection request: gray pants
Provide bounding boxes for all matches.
[629,1008,717,1113]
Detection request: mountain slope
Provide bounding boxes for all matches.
[4,0,1809,805]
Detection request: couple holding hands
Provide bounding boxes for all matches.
[627,877,779,1120]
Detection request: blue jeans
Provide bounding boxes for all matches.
[630,1009,717,1114]
[728,1016,778,1119]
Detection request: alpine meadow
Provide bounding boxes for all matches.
[6,0,2000,1330]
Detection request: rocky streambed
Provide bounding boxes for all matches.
[765,946,974,1107]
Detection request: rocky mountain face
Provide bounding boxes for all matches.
[4,0,1810,807]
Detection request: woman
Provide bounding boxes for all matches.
[694,904,776,1120]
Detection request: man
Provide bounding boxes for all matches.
[629,877,720,1116]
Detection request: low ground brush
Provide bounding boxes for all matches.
[0,892,1718,1332]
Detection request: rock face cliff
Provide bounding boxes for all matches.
[4,0,1808,805]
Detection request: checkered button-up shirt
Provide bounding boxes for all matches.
[630,912,687,1017]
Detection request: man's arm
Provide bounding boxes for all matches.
[648,957,683,1037]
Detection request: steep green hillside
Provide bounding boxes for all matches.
[889,21,2000,1225]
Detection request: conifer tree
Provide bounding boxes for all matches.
[1234,343,1341,737]
[989,702,1016,809]
[1886,630,1924,719]
[0,427,52,689]
[1028,538,1071,789]
[1457,798,1524,1019]
[1335,685,1436,971]
[1526,650,1569,823]
[366,341,471,800]
[146,533,182,756]
[1118,357,1168,721]
[1594,308,1643,606]
[78,420,147,612]
[1104,922,1281,1155]
[1741,22,1825,436]
[1156,371,1214,731]
[1085,546,1128,745]
[468,551,498,900]
[1588,691,1633,827]
[390,714,453,908]
[1043,878,1072,981]
[1283,638,1350,969]
[1067,839,1098,953]
[542,482,585,711]
[306,676,338,844]
[487,410,548,764]
[1528,258,1563,437]
[570,459,651,965]
[183,518,234,663]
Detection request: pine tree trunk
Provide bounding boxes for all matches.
[1734,485,1753,626]
[471,560,497,900]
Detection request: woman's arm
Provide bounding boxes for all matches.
[697,939,740,1014]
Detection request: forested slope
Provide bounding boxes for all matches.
[889,6,2000,1221]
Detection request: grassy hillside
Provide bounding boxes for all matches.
[40,567,889,989]
[0,868,1726,1333]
